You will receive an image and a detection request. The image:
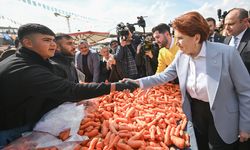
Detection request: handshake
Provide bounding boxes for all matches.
[113,79,140,92]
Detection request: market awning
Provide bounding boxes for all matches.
[68,31,110,45]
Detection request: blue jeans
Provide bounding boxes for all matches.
[0,124,32,148]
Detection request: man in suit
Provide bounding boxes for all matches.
[206,17,225,43]
[75,40,100,82]
[224,8,250,74]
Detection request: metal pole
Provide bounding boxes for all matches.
[54,13,71,33]
[66,16,71,33]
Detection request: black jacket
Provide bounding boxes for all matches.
[51,52,79,83]
[224,28,250,73]
[0,47,111,130]
[213,33,225,43]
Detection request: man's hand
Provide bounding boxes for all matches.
[114,80,139,92]
[145,51,153,58]
[239,131,250,142]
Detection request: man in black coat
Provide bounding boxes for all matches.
[206,17,225,43]
[51,33,79,83]
[224,8,250,74]
[0,23,138,147]
[224,8,250,150]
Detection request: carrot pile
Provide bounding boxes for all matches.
[52,83,190,150]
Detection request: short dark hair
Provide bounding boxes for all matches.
[55,33,73,42]
[18,23,55,40]
[152,23,171,34]
[206,17,216,25]
[110,39,118,46]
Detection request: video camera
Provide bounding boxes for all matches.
[217,9,228,21]
[116,16,147,40]
[116,22,130,40]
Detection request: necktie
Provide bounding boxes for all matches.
[209,37,213,42]
[233,36,239,49]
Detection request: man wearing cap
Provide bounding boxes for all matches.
[109,39,119,54]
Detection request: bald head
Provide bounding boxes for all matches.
[224,8,249,36]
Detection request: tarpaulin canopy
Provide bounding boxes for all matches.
[68,31,110,44]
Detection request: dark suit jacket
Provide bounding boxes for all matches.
[224,28,250,73]
[51,52,79,83]
[213,33,225,43]
[75,51,100,82]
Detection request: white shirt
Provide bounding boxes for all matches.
[209,32,215,42]
[229,28,247,49]
[186,42,209,102]
[169,37,174,49]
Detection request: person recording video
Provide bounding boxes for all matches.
[107,23,139,79]
[136,34,159,77]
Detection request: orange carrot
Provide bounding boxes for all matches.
[115,118,128,123]
[119,125,132,131]
[96,140,103,149]
[109,119,118,134]
[81,118,92,125]
[118,132,132,138]
[84,129,99,137]
[104,131,111,146]
[181,117,187,130]
[170,135,185,149]
[117,139,133,150]
[128,128,145,141]
[149,125,156,141]
[174,125,181,137]
[58,129,70,141]
[109,133,116,146]
[127,140,145,149]
[184,132,190,147]
[88,137,98,150]
[101,120,109,137]
[81,121,100,129]
[102,111,113,120]
[164,125,172,145]
[107,135,120,149]
[145,146,163,150]
[125,107,135,118]
[147,115,162,128]
[160,142,169,150]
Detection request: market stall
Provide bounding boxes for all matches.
[3,83,197,150]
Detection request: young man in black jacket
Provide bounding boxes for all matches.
[51,33,79,83]
[0,23,138,147]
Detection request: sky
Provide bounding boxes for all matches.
[0,0,249,34]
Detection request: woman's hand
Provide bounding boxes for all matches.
[239,131,250,142]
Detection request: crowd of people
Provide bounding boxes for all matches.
[0,7,250,150]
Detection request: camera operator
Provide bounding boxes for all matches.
[108,24,139,79]
[136,34,159,77]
